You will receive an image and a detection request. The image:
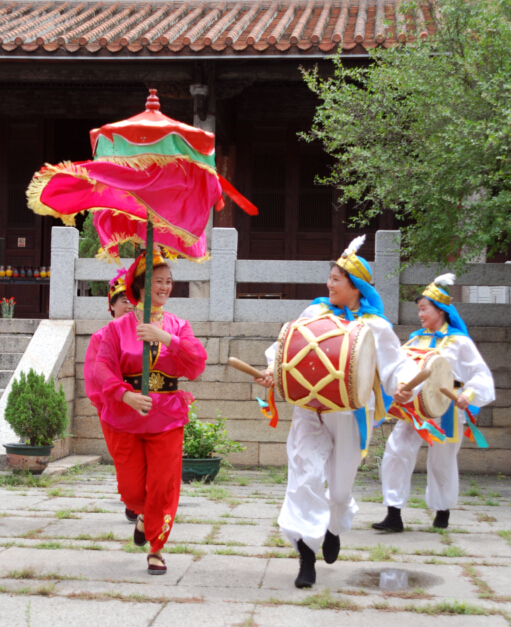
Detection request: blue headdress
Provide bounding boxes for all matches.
[312,235,388,322]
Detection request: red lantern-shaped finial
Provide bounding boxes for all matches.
[146,89,160,111]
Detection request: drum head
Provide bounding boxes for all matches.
[350,325,376,408]
[421,354,453,418]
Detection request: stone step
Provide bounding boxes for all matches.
[0,353,23,370]
[0,371,14,388]
[0,334,32,353]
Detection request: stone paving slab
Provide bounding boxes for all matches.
[179,555,268,588]
[44,518,136,541]
[215,523,274,547]
[152,600,255,626]
[475,565,511,597]
[31,497,116,513]
[261,559,479,599]
[454,533,511,558]
[0,595,161,627]
[168,523,213,544]
[0,548,194,584]
[0,516,55,538]
[253,606,509,627]
[0,493,49,509]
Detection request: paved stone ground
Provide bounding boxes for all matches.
[0,464,510,626]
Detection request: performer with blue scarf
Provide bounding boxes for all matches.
[255,235,420,589]
[373,274,495,533]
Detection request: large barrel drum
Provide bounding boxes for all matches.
[274,313,376,413]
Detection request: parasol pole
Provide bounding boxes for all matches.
[142,219,154,397]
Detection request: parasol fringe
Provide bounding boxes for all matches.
[95,153,217,177]
[99,234,211,265]
[27,161,203,248]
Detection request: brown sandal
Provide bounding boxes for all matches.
[147,553,167,575]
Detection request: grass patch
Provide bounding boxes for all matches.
[409,497,428,509]
[97,532,116,541]
[213,548,249,556]
[337,588,368,596]
[403,600,495,616]
[462,564,494,599]
[166,544,205,560]
[35,541,62,550]
[122,540,148,554]
[383,589,434,600]
[263,588,360,611]
[264,529,290,548]
[8,567,38,580]
[415,546,467,558]
[368,543,398,562]
[55,509,80,520]
[497,530,511,545]
[488,491,501,498]
[191,484,230,502]
[476,514,497,523]
[337,553,363,562]
[17,529,44,539]
[67,590,205,604]
[462,488,481,497]
[361,493,384,503]
[484,499,500,507]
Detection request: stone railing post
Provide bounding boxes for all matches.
[50,226,79,319]
[209,228,237,321]
[374,230,401,324]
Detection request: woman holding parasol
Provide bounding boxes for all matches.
[94,248,206,574]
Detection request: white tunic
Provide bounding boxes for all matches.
[266,303,419,553]
[381,324,495,512]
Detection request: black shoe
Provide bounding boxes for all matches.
[322,530,340,564]
[372,506,404,532]
[433,509,450,529]
[125,508,138,523]
[295,539,316,589]
[134,516,148,547]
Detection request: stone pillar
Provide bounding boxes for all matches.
[209,228,238,321]
[49,227,79,319]
[374,230,401,324]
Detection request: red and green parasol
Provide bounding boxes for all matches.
[26,89,258,396]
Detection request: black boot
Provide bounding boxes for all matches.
[372,506,404,532]
[322,530,340,564]
[295,539,316,589]
[433,509,450,529]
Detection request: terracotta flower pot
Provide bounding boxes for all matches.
[3,443,54,475]
[182,456,222,483]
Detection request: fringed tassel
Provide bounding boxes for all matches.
[95,153,218,177]
[387,404,446,446]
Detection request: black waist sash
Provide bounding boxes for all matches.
[123,371,178,393]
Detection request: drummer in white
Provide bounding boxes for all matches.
[373,274,495,532]
[255,235,420,589]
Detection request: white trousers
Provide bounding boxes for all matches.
[381,418,464,512]
[278,407,370,554]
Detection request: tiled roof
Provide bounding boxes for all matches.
[0,1,437,58]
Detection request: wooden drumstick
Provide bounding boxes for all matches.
[227,357,267,379]
[440,387,458,403]
[401,368,431,392]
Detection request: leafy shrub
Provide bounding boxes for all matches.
[4,369,69,446]
[183,404,245,459]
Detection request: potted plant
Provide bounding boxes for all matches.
[2,369,69,475]
[182,404,245,483]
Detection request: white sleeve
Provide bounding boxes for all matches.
[451,338,495,407]
[367,318,421,398]
[265,304,324,368]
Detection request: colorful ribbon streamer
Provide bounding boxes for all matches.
[257,386,279,428]
[464,407,488,448]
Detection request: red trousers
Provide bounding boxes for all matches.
[101,422,183,553]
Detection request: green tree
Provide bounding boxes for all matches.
[79,212,137,296]
[303,0,511,269]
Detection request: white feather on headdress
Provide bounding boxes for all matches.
[342,234,366,258]
[434,273,456,287]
